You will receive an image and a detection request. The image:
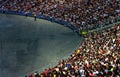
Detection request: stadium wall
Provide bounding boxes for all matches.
[0,10,120,36]
[0,10,80,34]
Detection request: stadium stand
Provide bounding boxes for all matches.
[0,0,120,77]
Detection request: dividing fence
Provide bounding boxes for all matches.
[0,10,79,34]
[0,10,120,35]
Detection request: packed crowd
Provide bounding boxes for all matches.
[25,24,120,77]
[0,0,120,77]
[0,0,120,31]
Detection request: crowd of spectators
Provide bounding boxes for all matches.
[25,24,120,77]
[0,0,120,77]
[0,0,120,31]
[0,0,3,4]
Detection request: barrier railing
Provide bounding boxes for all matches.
[0,9,120,35]
[88,22,120,34]
[0,10,79,35]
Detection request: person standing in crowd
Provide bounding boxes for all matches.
[34,13,37,21]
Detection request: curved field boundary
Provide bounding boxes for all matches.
[0,10,79,34]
